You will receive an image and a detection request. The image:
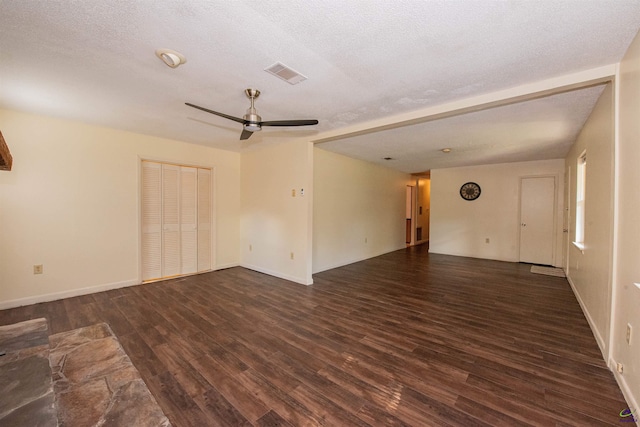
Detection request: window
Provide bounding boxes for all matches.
[575,151,586,248]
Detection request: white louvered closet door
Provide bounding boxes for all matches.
[162,164,181,277]
[142,161,212,282]
[180,167,198,274]
[197,168,212,272]
[142,162,162,281]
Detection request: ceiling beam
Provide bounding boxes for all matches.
[312,64,616,145]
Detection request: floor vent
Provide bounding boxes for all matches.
[264,62,307,85]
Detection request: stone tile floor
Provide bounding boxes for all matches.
[0,318,57,426]
[50,323,171,427]
[0,318,170,427]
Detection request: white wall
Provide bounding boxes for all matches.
[240,140,313,285]
[565,83,614,355]
[312,148,411,274]
[430,159,564,264]
[612,29,640,414]
[0,109,241,307]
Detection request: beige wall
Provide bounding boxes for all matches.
[0,109,241,307]
[565,83,614,355]
[430,159,565,264]
[1,38,638,411]
[612,29,640,413]
[313,148,411,273]
[240,140,314,284]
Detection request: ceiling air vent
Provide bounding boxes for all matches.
[264,62,307,85]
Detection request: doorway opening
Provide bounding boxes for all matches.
[407,173,431,247]
[406,186,414,245]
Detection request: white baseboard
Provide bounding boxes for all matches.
[312,246,406,274]
[240,263,312,286]
[0,263,254,310]
[566,275,607,359]
[426,248,518,263]
[0,279,139,310]
[546,275,637,423]
[214,262,241,270]
[609,359,640,426]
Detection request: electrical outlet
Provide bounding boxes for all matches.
[33,265,43,275]
[291,189,296,197]
[617,362,624,374]
[626,324,632,345]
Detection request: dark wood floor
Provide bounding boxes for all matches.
[0,246,628,426]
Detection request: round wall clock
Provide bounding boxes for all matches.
[460,182,481,201]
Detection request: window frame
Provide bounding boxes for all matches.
[573,150,587,251]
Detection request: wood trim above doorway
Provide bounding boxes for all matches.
[0,131,13,171]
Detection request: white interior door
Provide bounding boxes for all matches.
[142,161,212,281]
[197,168,212,271]
[520,176,556,265]
[180,166,198,274]
[142,162,162,281]
[162,164,181,277]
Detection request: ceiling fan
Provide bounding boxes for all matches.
[186,89,319,140]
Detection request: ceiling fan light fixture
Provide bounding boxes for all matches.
[155,49,186,68]
[185,87,318,141]
[244,123,261,132]
[441,148,452,153]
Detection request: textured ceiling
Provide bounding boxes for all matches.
[1,1,639,173]
[319,85,606,173]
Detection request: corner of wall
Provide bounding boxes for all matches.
[240,139,314,286]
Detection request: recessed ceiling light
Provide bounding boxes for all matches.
[441,148,452,153]
[155,49,186,68]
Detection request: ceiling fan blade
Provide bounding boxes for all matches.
[260,119,319,127]
[240,129,254,140]
[185,102,246,124]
